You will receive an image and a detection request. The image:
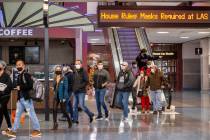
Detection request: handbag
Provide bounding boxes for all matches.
[137,90,143,97]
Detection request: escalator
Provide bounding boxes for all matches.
[108,27,152,76]
[108,27,152,107]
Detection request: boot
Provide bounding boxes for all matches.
[52,122,58,130]
[68,120,72,128]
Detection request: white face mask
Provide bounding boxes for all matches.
[98,65,103,70]
[133,64,137,68]
[75,64,81,69]
[140,74,144,77]
[63,67,68,73]
[151,68,155,73]
[121,65,126,70]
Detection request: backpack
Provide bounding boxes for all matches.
[23,74,45,102]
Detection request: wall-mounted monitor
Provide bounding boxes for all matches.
[9,46,40,64]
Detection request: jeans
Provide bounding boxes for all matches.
[150,90,162,111]
[12,98,40,132]
[73,92,93,122]
[118,91,130,118]
[95,89,108,117]
[66,92,73,118]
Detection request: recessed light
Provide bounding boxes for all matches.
[90,42,97,44]
[180,36,189,39]
[95,29,102,32]
[90,38,100,41]
[198,32,210,34]
[157,32,169,34]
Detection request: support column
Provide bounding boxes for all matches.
[75,29,88,69]
[200,38,210,91]
[75,29,83,61]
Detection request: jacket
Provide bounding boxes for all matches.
[0,72,13,104]
[17,70,33,101]
[93,69,110,89]
[133,75,148,96]
[116,69,134,92]
[148,69,165,91]
[72,68,88,93]
[53,76,69,101]
[136,53,158,69]
[65,72,74,92]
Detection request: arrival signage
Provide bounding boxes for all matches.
[0,28,33,37]
[98,6,210,27]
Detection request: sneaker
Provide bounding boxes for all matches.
[6,130,16,138]
[105,112,109,120]
[153,111,158,115]
[59,116,68,121]
[123,117,129,122]
[2,128,11,135]
[30,130,41,138]
[95,116,103,121]
[73,120,79,124]
[158,110,163,115]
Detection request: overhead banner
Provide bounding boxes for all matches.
[98,6,210,27]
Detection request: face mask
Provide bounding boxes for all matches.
[17,67,23,72]
[75,64,81,69]
[133,65,137,68]
[151,69,155,73]
[63,67,68,73]
[55,71,62,75]
[98,65,103,70]
[140,74,144,77]
[121,65,126,70]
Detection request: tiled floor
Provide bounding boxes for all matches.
[1,91,210,140]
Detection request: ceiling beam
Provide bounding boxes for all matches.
[2,0,209,2]
[8,2,25,27]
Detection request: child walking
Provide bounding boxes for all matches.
[133,70,150,114]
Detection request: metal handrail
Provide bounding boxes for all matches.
[113,28,124,64]
[135,28,145,50]
[136,28,153,56]
[108,28,121,76]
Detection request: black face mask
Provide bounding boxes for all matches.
[17,67,23,72]
[55,71,62,75]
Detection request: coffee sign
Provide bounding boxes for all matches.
[0,28,33,37]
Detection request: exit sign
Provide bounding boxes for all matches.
[195,48,202,55]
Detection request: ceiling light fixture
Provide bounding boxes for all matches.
[90,42,97,44]
[90,38,100,41]
[157,31,169,34]
[198,32,210,34]
[180,36,189,39]
[95,29,103,32]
